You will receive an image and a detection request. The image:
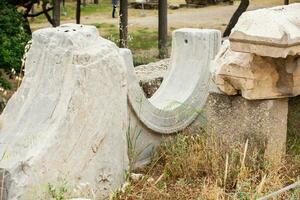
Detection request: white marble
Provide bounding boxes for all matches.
[0,24,129,199]
[230,3,300,58]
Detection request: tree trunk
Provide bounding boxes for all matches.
[223,0,249,37]
[52,0,60,27]
[284,0,289,5]
[23,2,34,34]
[94,0,99,4]
[119,0,128,48]
[76,0,81,24]
[42,1,55,26]
[30,4,34,21]
[158,0,168,59]
[23,17,32,35]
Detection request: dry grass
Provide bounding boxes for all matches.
[113,130,300,200]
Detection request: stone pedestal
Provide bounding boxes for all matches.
[205,93,288,164]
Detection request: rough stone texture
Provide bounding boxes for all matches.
[135,59,169,98]
[230,3,300,58]
[211,40,300,100]
[0,24,128,199]
[205,93,288,164]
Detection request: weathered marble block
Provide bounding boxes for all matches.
[126,28,221,165]
[230,3,300,58]
[211,41,300,100]
[0,24,129,199]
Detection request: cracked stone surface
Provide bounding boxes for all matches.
[211,40,300,100]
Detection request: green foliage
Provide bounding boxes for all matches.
[47,180,68,200]
[0,77,12,90]
[126,123,153,170]
[0,0,30,72]
[91,24,170,66]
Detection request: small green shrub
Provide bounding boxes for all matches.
[0,77,12,90]
[0,0,30,73]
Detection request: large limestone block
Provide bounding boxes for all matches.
[211,41,300,99]
[205,93,288,164]
[229,3,300,58]
[0,24,128,199]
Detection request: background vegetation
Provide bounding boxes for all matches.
[0,0,30,90]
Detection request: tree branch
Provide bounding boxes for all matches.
[223,0,249,37]
[26,6,53,17]
[42,1,55,26]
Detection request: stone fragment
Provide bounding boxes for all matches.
[169,3,180,9]
[130,173,144,182]
[229,3,300,58]
[126,28,221,134]
[0,24,128,199]
[135,59,169,97]
[211,40,300,100]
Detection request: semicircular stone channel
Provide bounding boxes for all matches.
[123,28,221,134]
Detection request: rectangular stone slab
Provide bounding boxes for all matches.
[229,3,300,58]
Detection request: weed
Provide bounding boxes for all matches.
[113,130,300,200]
[127,122,152,170]
[47,179,68,200]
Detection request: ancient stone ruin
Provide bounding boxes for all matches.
[212,4,300,100]
[0,24,129,199]
[0,3,300,199]
[0,24,220,199]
